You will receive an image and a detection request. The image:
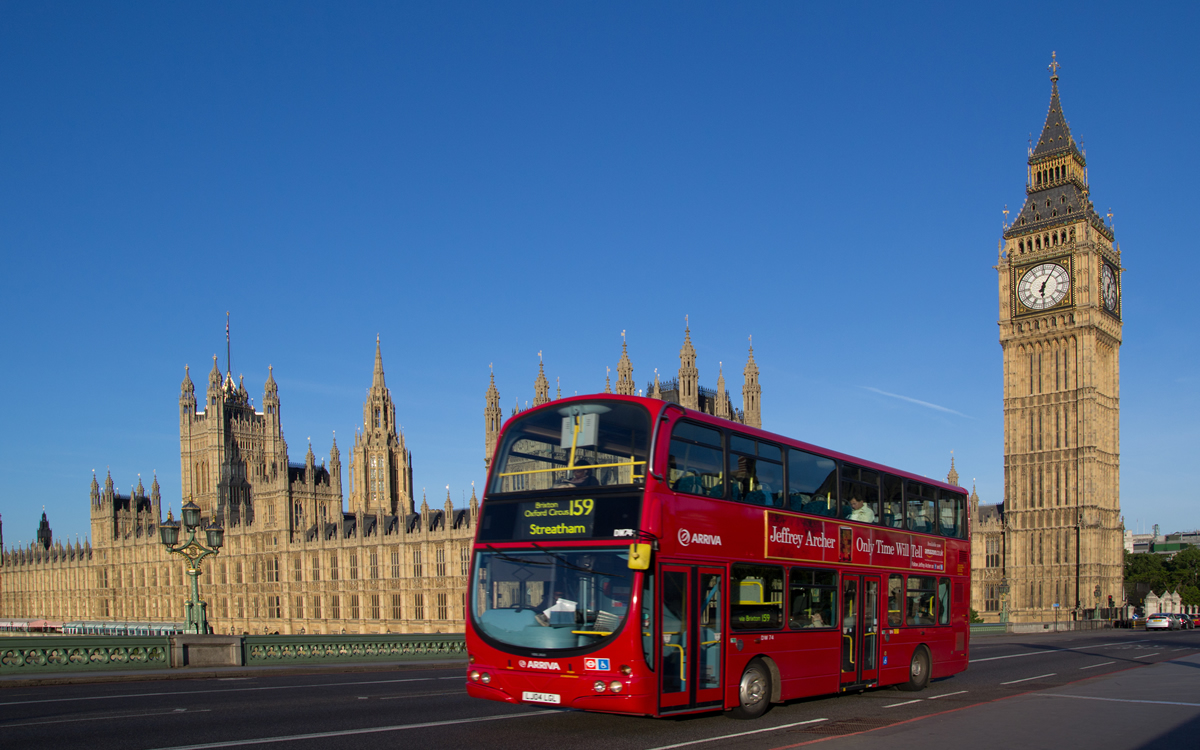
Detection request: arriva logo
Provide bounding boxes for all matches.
[518,659,562,670]
[678,529,721,547]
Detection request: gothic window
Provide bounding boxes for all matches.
[436,547,446,577]
[330,595,340,619]
[294,595,304,620]
[1038,533,1044,564]
[371,594,381,620]
[370,551,379,579]
[349,552,358,580]
[414,593,425,620]
[375,408,382,429]
[330,553,339,581]
[312,595,322,619]
[437,592,449,621]
[413,549,423,577]
[391,550,400,578]
[311,555,320,581]
[460,546,469,576]
[294,557,302,582]
[392,594,403,620]
[236,561,244,584]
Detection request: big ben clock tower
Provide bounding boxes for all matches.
[998,54,1124,623]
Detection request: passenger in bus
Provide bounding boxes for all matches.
[555,463,600,488]
[846,495,876,523]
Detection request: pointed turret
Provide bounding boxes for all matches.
[484,367,502,468]
[135,474,145,499]
[90,472,100,507]
[652,369,662,400]
[206,355,222,406]
[373,335,386,390]
[742,337,761,428]
[534,354,550,406]
[616,333,635,395]
[679,318,698,410]
[604,366,612,394]
[947,454,960,487]
[180,364,196,416]
[104,469,114,496]
[469,483,479,515]
[36,511,52,550]
[715,362,731,420]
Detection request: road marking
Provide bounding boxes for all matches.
[970,640,1146,664]
[1,708,211,729]
[883,699,922,708]
[0,676,448,707]
[1135,653,1161,659]
[357,697,368,700]
[1078,661,1115,670]
[1039,694,1200,708]
[926,690,968,699]
[377,690,465,700]
[644,719,828,750]
[1001,673,1056,685]
[143,710,561,750]
[1171,648,1189,651]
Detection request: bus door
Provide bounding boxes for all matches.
[840,574,881,686]
[659,564,725,711]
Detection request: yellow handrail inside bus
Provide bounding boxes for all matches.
[738,581,765,604]
[664,643,686,680]
[497,459,647,478]
[572,630,612,636]
[843,635,854,666]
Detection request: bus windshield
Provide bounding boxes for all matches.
[490,400,650,494]
[472,548,634,652]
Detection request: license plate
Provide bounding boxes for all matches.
[522,691,561,704]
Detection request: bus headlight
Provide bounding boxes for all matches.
[480,672,491,684]
[593,680,607,693]
[619,664,633,676]
[609,681,624,693]
[469,670,480,681]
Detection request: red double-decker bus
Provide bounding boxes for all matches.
[465,394,970,719]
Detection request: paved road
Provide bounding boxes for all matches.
[2,628,1198,750]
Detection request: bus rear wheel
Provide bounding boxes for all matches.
[898,647,930,692]
[728,658,771,720]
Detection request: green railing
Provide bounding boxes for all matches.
[243,633,466,665]
[0,636,170,674]
[969,623,1008,636]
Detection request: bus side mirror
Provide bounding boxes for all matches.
[628,543,651,570]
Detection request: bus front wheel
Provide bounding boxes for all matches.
[897,647,930,692]
[728,658,772,720]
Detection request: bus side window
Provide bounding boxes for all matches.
[787,449,837,517]
[906,576,937,626]
[789,567,837,629]
[668,422,724,498]
[937,490,957,537]
[887,574,903,627]
[731,564,784,630]
[882,475,904,528]
[938,577,951,625]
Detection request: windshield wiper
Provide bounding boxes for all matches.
[485,544,551,566]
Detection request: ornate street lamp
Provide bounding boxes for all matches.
[159,500,223,634]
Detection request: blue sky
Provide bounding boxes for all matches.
[2,2,1197,546]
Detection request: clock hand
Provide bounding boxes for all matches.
[1039,279,1048,296]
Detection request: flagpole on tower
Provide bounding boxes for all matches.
[226,312,231,377]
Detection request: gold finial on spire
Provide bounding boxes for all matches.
[621,329,626,342]
[538,350,542,362]
[1048,50,1060,81]
[685,314,689,330]
[1002,204,1009,229]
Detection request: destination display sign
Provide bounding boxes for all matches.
[763,511,945,572]
[476,494,642,543]
[516,498,596,540]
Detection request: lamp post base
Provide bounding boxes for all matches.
[185,600,209,635]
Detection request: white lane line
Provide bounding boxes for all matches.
[1039,694,1200,708]
[970,640,1147,664]
[2,708,211,729]
[143,710,560,750]
[377,690,465,700]
[0,676,444,707]
[927,690,968,700]
[1171,648,1190,651]
[1135,653,1161,659]
[883,699,922,708]
[1001,673,1056,685]
[643,718,828,750]
[1079,661,1116,670]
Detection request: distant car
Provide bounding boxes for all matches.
[1146,613,1178,630]
[1176,614,1194,630]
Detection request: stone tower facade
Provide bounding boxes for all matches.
[349,339,414,517]
[997,56,1124,622]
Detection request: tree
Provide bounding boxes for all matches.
[968,608,984,624]
[1125,551,1168,593]
[1168,546,1200,590]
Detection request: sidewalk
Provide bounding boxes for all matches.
[807,653,1200,749]
[0,657,467,688]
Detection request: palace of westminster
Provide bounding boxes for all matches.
[0,61,1124,631]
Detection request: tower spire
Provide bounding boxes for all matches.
[225,312,231,378]
[616,331,635,395]
[373,335,386,389]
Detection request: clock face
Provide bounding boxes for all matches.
[1101,264,1119,312]
[1017,262,1071,310]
